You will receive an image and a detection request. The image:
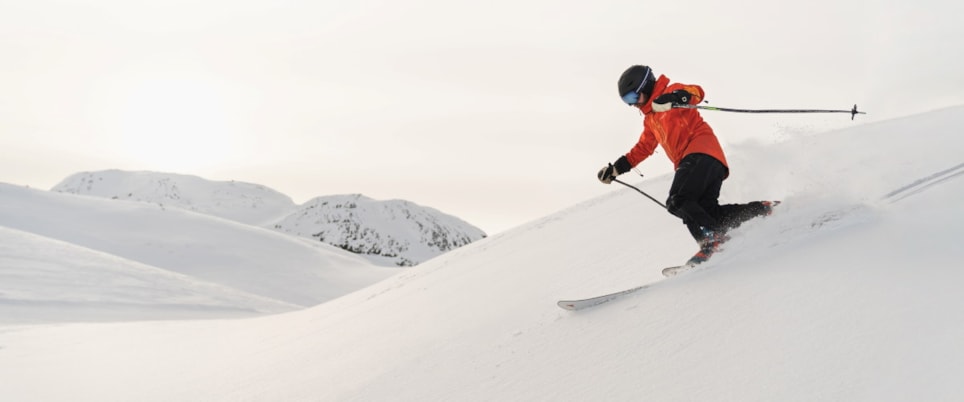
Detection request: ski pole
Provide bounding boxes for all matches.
[673,103,866,120]
[613,179,667,209]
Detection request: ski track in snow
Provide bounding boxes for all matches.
[882,161,964,204]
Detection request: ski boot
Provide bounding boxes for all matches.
[684,227,729,268]
[759,200,780,216]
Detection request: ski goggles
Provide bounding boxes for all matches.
[622,68,652,106]
[621,92,641,106]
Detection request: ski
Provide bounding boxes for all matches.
[558,266,683,311]
[661,265,689,277]
[557,284,651,311]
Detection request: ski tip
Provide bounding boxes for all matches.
[661,265,684,278]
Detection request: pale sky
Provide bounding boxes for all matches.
[2,0,962,234]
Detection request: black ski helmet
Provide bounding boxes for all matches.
[618,65,655,102]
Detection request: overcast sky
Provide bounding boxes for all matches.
[2,0,961,234]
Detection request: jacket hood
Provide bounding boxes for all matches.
[638,75,671,114]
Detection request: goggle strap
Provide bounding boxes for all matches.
[633,68,652,94]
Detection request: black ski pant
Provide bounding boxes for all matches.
[666,153,769,242]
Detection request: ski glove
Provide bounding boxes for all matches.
[651,90,692,113]
[597,156,632,184]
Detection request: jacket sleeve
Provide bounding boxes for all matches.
[671,84,704,104]
[625,124,659,167]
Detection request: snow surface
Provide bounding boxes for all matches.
[1,107,962,401]
[0,226,297,324]
[0,184,398,309]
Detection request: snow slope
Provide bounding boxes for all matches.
[0,107,962,401]
[0,226,297,324]
[0,185,397,308]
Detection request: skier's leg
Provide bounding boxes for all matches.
[698,174,724,224]
[719,201,773,230]
[666,153,727,241]
[668,154,732,267]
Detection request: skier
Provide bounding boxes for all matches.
[597,65,776,267]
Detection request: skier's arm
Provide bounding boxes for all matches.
[598,126,656,184]
[624,126,659,168]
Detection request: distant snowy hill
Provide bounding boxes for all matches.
[52,171,486,266]
[53,170,296,226]
[272,194,487,266]
[0,169,485,323]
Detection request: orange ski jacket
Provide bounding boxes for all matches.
[625,75,729,177]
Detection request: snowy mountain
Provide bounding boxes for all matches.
[0,183,397,314]
[0,106,962,401]
[53,170,297,226]
[272,194,487,266]
[52,171,486,266]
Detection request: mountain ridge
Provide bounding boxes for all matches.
[52,170,486,266]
